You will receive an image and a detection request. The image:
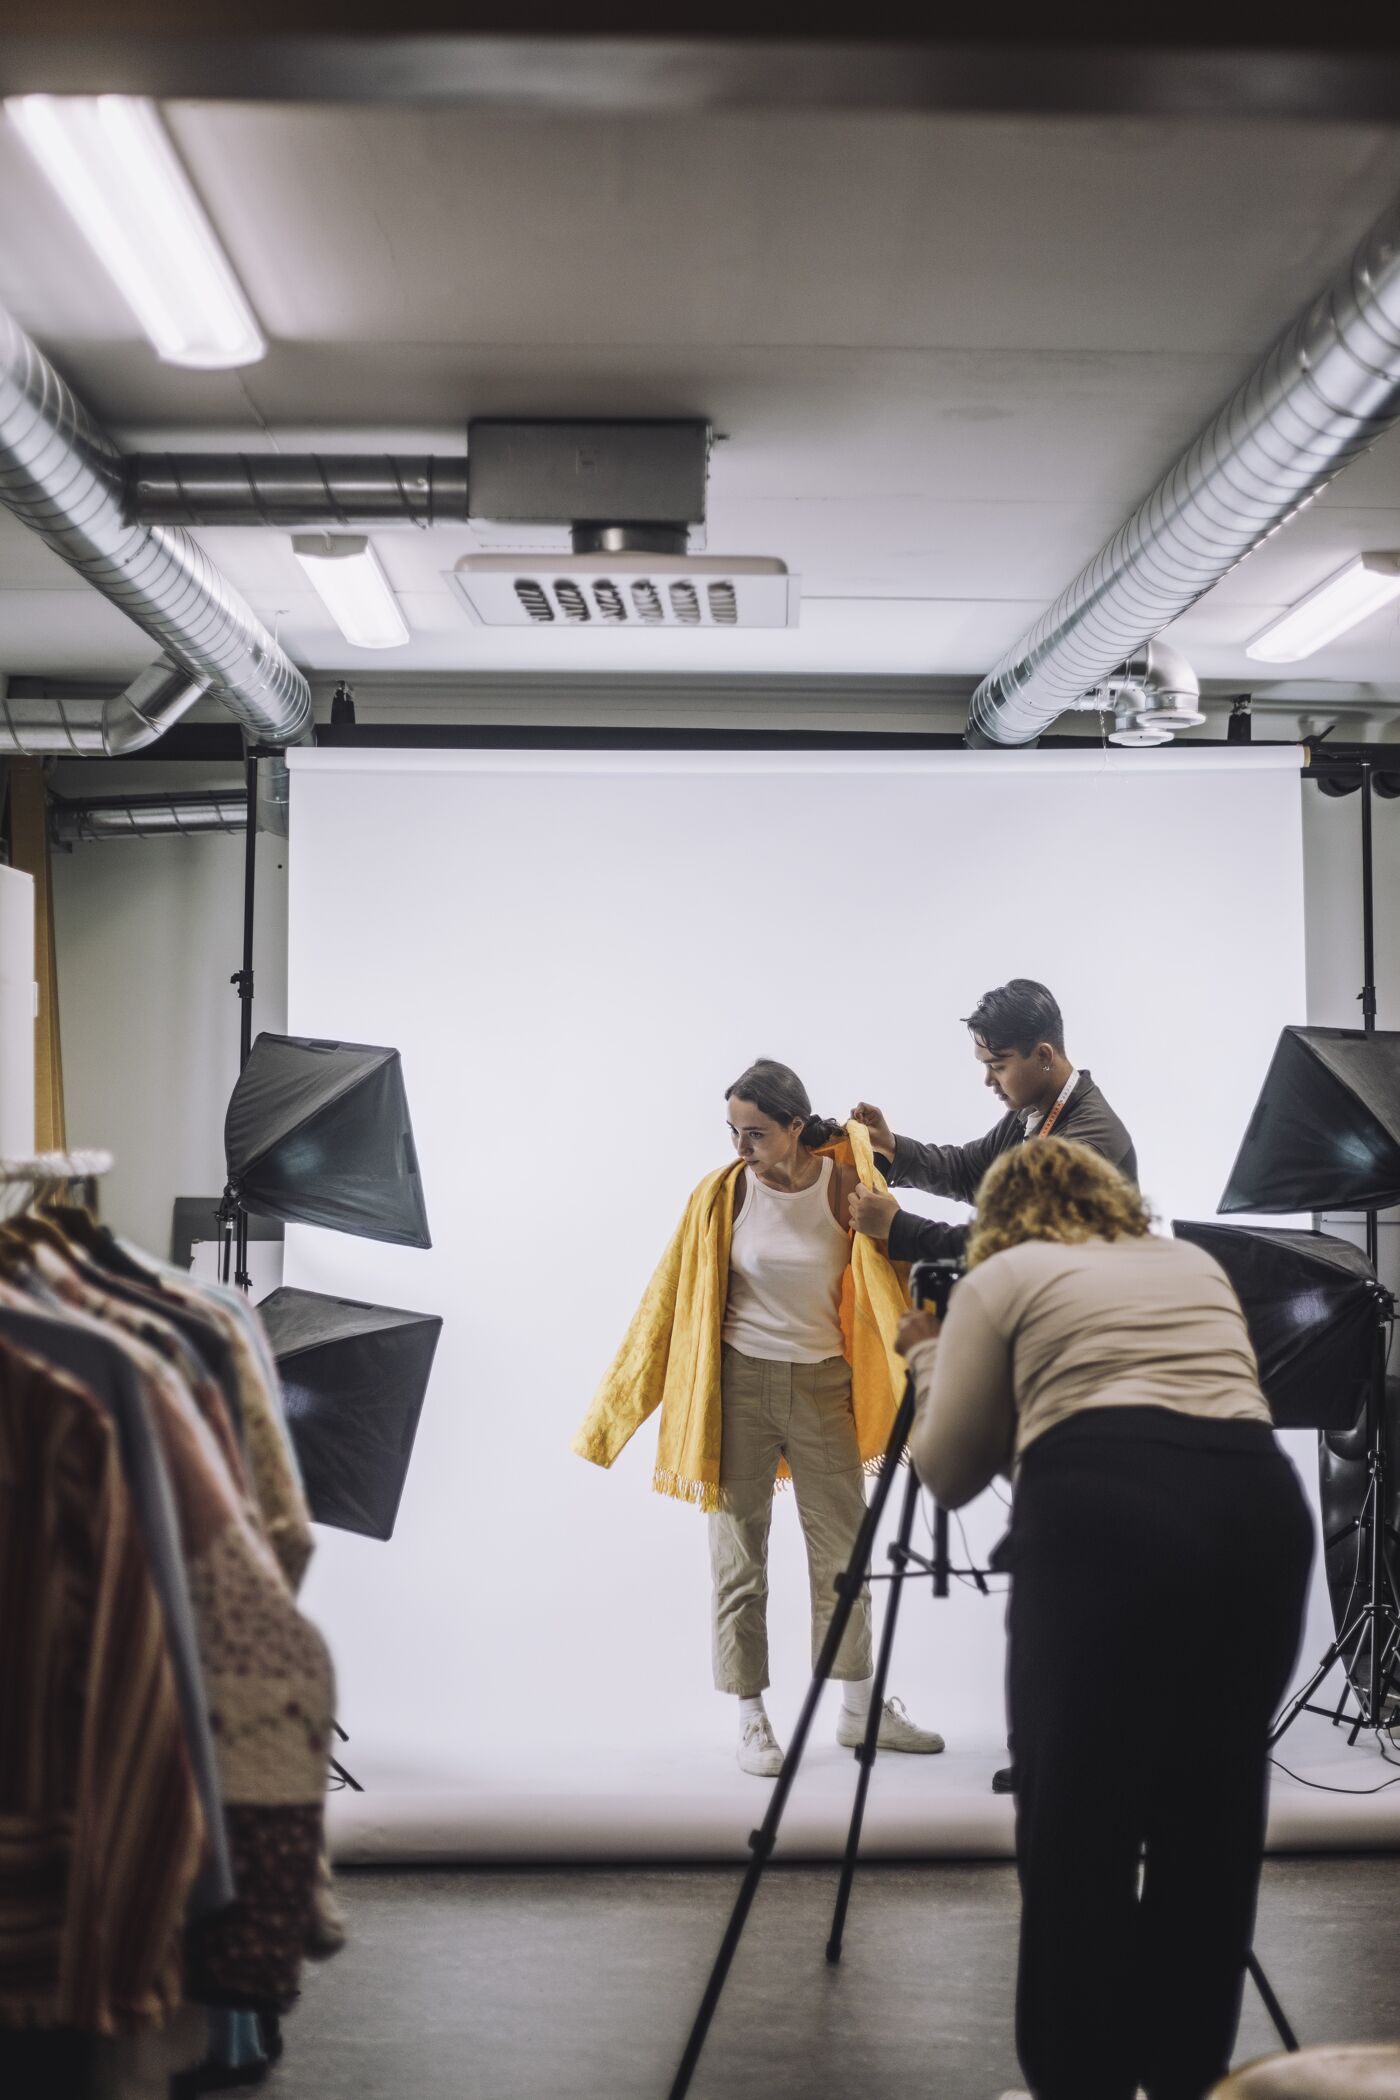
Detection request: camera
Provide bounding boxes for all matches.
[909,1255,964,1320]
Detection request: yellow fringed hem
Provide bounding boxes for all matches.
[863,1448,909,1478]
[652,1465,723,1512]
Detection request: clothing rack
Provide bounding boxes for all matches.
[0,1151,341,2093]
[0,1148,113,1180]
[0,1148,112,1213]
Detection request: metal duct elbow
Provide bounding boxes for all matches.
[968,193,1400,748]
[101,660,207,754]
[0,302,312,750]
[0,659,205,755]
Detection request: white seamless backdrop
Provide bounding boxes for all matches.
[284,746,1313,1838]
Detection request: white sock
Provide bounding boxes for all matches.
[737,1693,767,1728]
[842,1678,874,1718]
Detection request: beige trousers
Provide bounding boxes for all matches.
[708,1345,875,1696]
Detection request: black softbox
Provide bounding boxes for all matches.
[1219,1026,1400,1215]
[1172,1221,1383,1431]
[226,1033,431,1248]
[260,1286,443,1541]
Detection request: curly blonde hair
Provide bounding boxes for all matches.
[965,1136,1152,1269]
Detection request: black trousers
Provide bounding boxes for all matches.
[1006,1408,1313,2100]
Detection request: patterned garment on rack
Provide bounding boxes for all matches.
[184,1806,324,2012]
[138,1268,314,1595]
[0,1342,203,2035]
[22,1251,335,2011]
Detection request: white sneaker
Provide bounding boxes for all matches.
[738,1712,784,1777]
[837,1694,945,1754]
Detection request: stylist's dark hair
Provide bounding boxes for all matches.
[726,1059,845,1150]
[962,979,1065,1056]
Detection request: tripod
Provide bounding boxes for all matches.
[667,1351,1300,2097]
[668,1367,958,2100]
[1272,763,1400,1752]
[1271,1289,1399,1749]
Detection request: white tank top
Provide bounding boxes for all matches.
[722,1156,850,1363]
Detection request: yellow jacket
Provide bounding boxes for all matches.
[572,1122,910,1511]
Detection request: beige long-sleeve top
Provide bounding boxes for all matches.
[906,1233,1271,1510]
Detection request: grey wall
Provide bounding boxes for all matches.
[53,784,287,1255]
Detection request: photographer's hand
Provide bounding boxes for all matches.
[896,1309,942,1355]
[849,1186,900,1239]
[849,1101,895,1158]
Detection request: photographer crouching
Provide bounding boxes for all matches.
[898,1139,1313,2100]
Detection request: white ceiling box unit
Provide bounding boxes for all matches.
[448,553,800,629]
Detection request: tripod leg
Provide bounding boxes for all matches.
[826,1464,922,1964]
[1270,1639,1343,1747]
[1245,1952,1300,2053]
[667,1386,916,2100]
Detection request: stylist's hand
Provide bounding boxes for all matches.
[849,1101,895,1157]
[849,1186,900,1238]
[896,1309,942,1355]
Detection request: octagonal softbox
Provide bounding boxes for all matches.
[260,1286,443,1541]
[1219,1027,1400,1215]
[226,1033,431,1248]
[1172,1221,1382,1432]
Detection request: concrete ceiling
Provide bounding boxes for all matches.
[3,104,1400,695]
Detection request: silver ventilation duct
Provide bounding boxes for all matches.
[0,659,205,755]
[50,790,247,845]
[968,193,1400,747]
[0,303,313,751]
[126,454,470,528]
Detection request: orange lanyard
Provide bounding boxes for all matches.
[1034,1070,1078,1141]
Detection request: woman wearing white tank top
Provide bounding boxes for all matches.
[718,1060,944,1777]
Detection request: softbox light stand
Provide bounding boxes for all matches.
[1170,1222,1384,1435]
[225,1032,432,1249]
[258,1286,443,1543]
[218,756,261,1293]
[1218,763,1400,1748]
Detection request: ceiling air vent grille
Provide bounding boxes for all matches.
[450,554,798,630]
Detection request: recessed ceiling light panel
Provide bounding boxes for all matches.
[293,534,409,650]
[5,94,265,370]
[1246,553,1400,664]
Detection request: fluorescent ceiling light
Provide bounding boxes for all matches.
[5,95,265,369]
[1246,553,1400,664]
[293,534,410,650]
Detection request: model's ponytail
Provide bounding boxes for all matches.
[726,1060,843,1147]
[799,1113,846,1150]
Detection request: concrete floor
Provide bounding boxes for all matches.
[273,1858,1400,2100]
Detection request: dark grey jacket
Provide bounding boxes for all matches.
[881,1070,1138,1266]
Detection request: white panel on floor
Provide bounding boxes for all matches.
[284,745,1339,1857]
